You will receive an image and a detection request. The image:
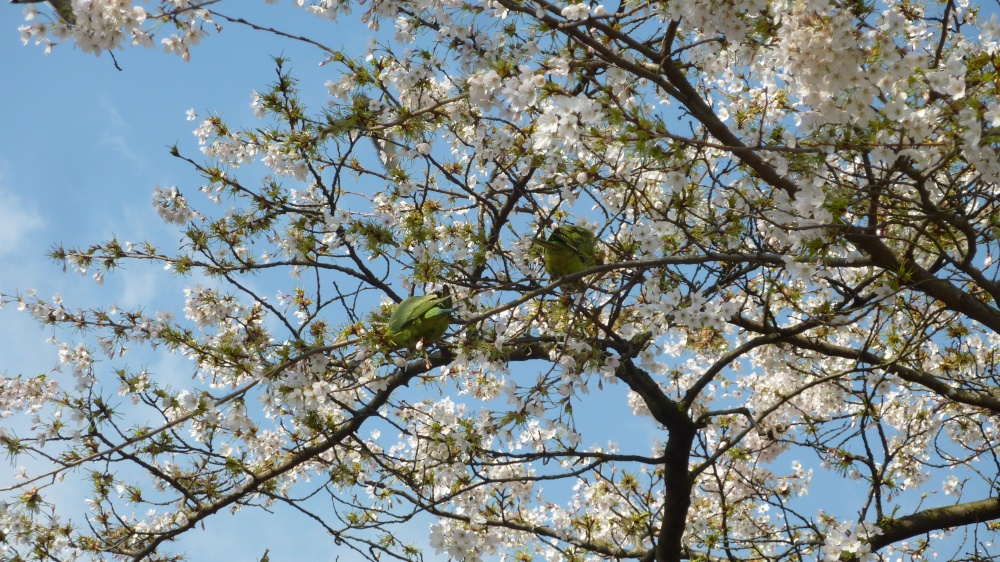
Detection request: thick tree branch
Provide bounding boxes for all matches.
[872,496,1000,552]
[732,316,1000,413]
[845,232,1000,335]
[614,358,696,562]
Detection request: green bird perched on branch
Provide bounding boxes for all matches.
[385,293,453,350]
[10,0,74,24]
[535,225,597,280]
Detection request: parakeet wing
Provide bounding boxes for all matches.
[553,226,595,256]
[535,226,596,262]
[385,293,454,350]
[533,225,598,281]
[387,294,451,333]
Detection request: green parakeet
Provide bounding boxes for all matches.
[535,225,597,279]
[11,0,75,24]
[385,293,453,350]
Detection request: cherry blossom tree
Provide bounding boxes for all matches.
[5,0,1000,560]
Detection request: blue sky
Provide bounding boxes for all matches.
[0,9,655,555]
[0,5,398,560]
[0,4,367,362]
[3,3,996,561]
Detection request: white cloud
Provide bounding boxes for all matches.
[99,94,145,170]
[0,188,44,256]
